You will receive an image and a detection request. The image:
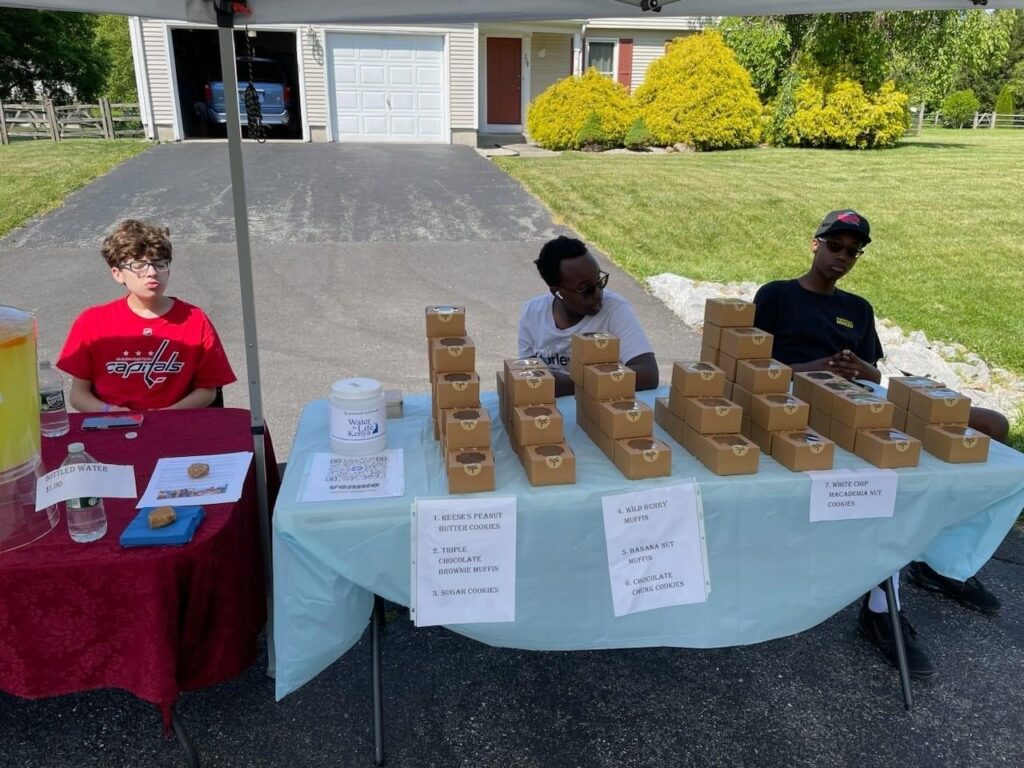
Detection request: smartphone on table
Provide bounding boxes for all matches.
[82,414,145,430]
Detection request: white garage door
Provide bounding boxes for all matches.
[328,33,446,143]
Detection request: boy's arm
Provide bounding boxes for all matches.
[625,352,659,391]
[68,376,129,412]
[168,387,217,409]
[790,351,881,384]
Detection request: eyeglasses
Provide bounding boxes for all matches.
[562,271,610,298]
[818,240,864,259]
[119,259,171,274]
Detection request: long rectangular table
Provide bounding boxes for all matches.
[272,388,1024,701]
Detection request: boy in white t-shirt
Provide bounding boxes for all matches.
[517,236,658,397]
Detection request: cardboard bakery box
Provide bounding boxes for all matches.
[813,380,866,416]
[598,399,655,439]
[771,428,835,472]
[886,375,944,410]
[687,430,760,476]
[655,397,685,444]
[504,357,547,380]
[512,404,564,446]
[792,370,844,405]
[577,389,605,425]
[903,410,928,441]
[582,363,636,400]
[719,327,774,361]
[700,340,719,365]
[829,419,857,453]
[671,361,727,397]
[589,418,617,458]
[749,393,810,432]
[728,382,753,414]
[574,388,586,426]
[571,332,620,365]
[740,416,752,439]
[922,424,990,464]
[613,437,673,480]
[520,443,576,486]
[854,429,921,469]
[434,372,481,409]
[748,421,774,454]
[892,405,907,433]
[507,368,557,406]
[830,392,895,430]
[704,298,756,328]
[907,387,971,425]
[809,408,832,438]
[446,448,496,493]
[683,397,743,434]
[442,406,492,451]
[496,371,507,420]
[569,355,586,387]
[425,305,467,338]
[702,321,722,350]
[734,358,793,395]
[430,335,476,373]
[717,350,739,381]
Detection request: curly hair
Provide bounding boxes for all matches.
[101,219,172,268]
[534,236,589,287]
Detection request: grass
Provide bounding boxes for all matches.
[0,139,150,239]
[495,128,1024,376]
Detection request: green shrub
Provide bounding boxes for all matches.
[783,78,909,149]
[995,85,1015,116]
[526,69,634,150]
[634,30,762,150]
[941,89,980,128]
[623,117,653,150]
[577,112,608,150]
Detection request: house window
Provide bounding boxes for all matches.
[585,40,616,78]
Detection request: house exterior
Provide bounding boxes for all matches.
[129,16,713,145]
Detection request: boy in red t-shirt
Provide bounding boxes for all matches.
[57,219,236,411]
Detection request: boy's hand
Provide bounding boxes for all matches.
[827,350,879,383]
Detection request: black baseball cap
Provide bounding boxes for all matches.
[815,210,871,245]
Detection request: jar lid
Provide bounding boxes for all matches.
[331,377,383,400]
[0,305,36,343]
[68,442,85,453]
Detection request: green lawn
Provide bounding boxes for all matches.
[495,129,1024,380]
[0,139,150,239]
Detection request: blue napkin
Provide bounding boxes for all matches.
[120,506,205,548]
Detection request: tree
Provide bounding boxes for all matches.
[95,15,136,103]
[718,17,792,101]
[995,84,1015,115]
[0,9,106,104]
[941,89,980,128]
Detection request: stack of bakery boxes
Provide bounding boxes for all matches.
[496,358,576,486]
[569,332,672,480]
[887,376,989,463]
[426,305,494,493]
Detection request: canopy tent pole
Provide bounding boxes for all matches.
[216,7,275,677]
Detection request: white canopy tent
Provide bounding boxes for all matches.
[3,0,1022,716]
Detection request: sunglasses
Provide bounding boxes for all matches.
[818,240,864,259]
[561,271,610,299]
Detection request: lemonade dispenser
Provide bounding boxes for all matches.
[0,305,59,553]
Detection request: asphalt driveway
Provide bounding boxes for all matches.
[1,143,696,456]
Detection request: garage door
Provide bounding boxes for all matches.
[328,33,446,143]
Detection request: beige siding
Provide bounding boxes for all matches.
[140,19,175,129]
[301,28,328,131]
[584,28,695,91]
[448,26,476,130]
[530,33,572,101]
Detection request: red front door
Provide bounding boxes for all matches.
[487,38,522,125]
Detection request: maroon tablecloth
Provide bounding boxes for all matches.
[0,408,278,726]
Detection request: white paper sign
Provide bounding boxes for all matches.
[299,450,405,503]
[808,468,899,522]
[412,496,517,627]
[35,463,137,510]
[602,483,710,618]
[136,452,253,508]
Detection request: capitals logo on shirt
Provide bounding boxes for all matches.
[106,339,185,388]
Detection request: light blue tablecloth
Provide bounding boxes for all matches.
[272,389,1024,700]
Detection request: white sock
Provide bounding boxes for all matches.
[868,570,902,613]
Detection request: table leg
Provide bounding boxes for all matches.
[371,595,386,766]
[884,576,914,710]
[171,706,200,768]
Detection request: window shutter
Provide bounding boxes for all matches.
[617,39,634,91]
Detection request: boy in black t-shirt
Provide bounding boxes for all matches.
[754,210,1009,680]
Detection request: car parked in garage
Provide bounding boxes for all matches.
[205,57,294,132]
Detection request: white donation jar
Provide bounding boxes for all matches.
[330,377,387,456]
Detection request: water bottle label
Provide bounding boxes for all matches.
[68,497,99,509]
[40,390,66,413]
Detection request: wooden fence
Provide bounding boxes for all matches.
[905,104,1024,136]
[0,98,144,145]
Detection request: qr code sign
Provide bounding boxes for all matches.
[327,455,388,490]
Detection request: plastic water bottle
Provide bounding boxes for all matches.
[38,360,70,437]
[63,443,107,543]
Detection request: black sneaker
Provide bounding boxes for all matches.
[857,598,936,679]
[907,561,1001,614]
